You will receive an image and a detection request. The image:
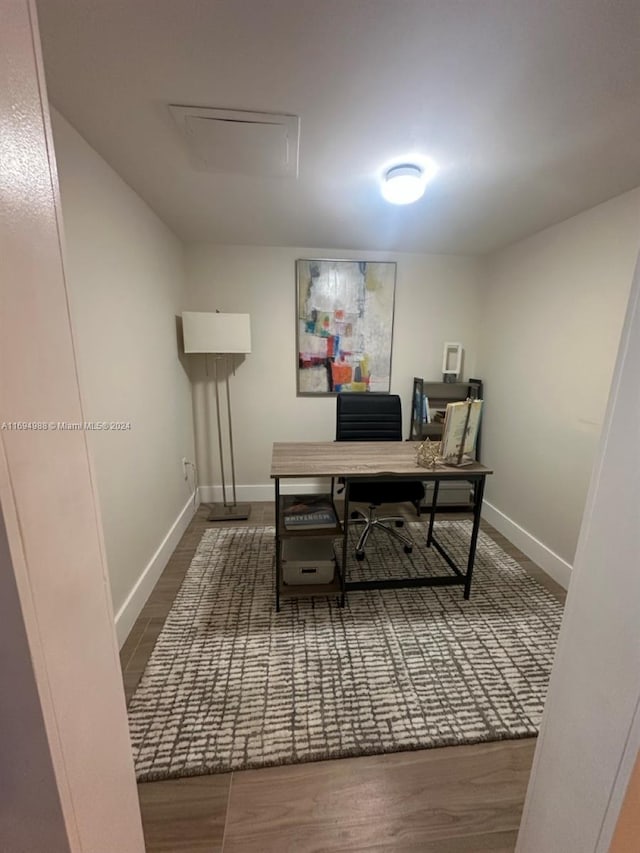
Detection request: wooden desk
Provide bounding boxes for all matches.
[270,441,493,610]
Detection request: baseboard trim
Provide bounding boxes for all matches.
[198,481,332,504]
[114,492,199,648]
[481,500,572,590]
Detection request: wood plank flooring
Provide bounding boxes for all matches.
[122,501,565,852]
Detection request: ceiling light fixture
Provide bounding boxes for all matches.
[381,162,435,205]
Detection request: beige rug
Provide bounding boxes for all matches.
[128,521,563,781]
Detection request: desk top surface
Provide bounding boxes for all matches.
[270,441,493,479]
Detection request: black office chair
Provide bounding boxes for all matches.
[335,394,425,560]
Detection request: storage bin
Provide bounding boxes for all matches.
[421,481,472,507]
[282,537,336,585]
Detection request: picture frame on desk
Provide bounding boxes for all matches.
[440,399,483,465]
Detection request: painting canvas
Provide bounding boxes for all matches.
[296,259,396,395]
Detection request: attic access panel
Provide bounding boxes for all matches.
[169,105,300,177]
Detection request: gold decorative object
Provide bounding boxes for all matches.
[416,438,441,469]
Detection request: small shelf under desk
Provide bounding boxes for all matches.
[277,579,343,600]
[275,493,343,608]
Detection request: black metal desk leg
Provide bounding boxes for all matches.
[275,477,281,612]
[340,480,350,608]
[427,479,440,546]
[464,475,486,599]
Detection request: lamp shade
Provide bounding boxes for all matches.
[182,311,251,354]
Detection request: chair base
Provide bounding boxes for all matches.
[349,506,414,560]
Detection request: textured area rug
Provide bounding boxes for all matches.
[128,522,563,781]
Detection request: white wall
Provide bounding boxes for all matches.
[516,252,640,853]
[477,188,640,586]
[1,7,143,846]
[51,111,196,643]
[184,244,484,498]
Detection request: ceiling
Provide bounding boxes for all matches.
[37,0,640,255]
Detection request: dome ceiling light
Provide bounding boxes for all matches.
[381,161,437,205]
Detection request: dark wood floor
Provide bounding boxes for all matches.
[120,501,566,853]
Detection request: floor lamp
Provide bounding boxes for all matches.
[182,311,252,522]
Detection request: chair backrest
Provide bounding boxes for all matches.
[336,394,403,442]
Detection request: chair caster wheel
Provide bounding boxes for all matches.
[395,520,404,527]
[350,511,360,519]
[356,551,365,561]
[404,545,413,554]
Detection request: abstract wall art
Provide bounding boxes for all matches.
[296,259,396,395]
